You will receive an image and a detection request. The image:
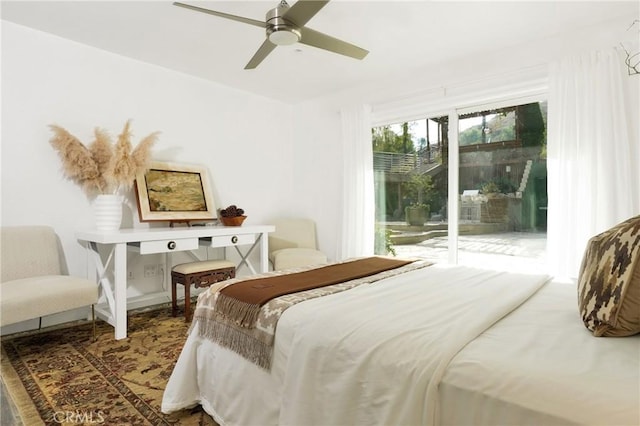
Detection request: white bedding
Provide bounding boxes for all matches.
[162,264,556,425]
[163,263,640,425]
[440,282,640,426]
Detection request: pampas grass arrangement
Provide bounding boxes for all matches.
[49,120,159,197]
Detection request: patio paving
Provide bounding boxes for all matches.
[392,231,547,274]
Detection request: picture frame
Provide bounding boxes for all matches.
[134,161,217,222]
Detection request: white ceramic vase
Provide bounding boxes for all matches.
[93,194,123,231]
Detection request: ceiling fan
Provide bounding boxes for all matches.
[173,0,369,69]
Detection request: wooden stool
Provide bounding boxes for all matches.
[171,260,235,321]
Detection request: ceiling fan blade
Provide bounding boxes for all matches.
[173,2,266,28]
[299,27,368,60]
[283,0,330,27]
[245,39,277,69]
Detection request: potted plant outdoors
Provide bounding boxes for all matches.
[404,174,434,226]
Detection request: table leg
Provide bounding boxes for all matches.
[88,242,116,320]
[184,283,191,322]
[113,243,128,340]
[233,233,269,274]
[171,276,178,317]
[259,231,269,273]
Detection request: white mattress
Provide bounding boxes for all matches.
[162,264,640,425]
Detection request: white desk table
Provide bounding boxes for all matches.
[76,225,274,340]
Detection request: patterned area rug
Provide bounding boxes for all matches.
[1,307,218,425]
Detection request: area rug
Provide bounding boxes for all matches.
[1,307,218,425]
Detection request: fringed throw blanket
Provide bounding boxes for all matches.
[191,257,432,369]
[217,256,413,327]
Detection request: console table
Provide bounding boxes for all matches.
[76,225,274,340]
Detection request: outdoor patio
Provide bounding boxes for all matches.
[392,230,547,274]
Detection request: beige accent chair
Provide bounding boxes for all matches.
[0,226,99,337]
[268,218,328,271]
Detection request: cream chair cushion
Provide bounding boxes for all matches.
[172,260,235,274]
[268,218,328,271]
[1,275,98,327]
[270,248,328,271]
[0,226,98,328]
[269,218,318,251]
[1,225,63,281]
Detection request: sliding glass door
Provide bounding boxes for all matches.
[373,100,548,273]
[373,116,449,262]
[455,101,547,271]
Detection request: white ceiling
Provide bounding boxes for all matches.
[2,1,637,103]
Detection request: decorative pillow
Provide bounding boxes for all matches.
[578,215,640,337]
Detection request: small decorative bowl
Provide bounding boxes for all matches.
[219,215,247,226]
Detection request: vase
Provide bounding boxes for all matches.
[93,194,123,231]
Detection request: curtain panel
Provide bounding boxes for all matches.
[338,104,374,260]
[547,48,639,279]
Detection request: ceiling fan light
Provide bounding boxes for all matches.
[268,28,301,45]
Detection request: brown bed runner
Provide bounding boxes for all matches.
[215,256,413,328]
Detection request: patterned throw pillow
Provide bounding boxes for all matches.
[578,215,640,337]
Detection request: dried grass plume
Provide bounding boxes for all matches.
[49,120,159,197]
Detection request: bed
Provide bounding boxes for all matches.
[161,256,640,426]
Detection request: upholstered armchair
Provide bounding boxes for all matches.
[0,226,98,336]
[268,218,328,271]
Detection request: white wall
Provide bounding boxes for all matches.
[1,22,294,331]
[291,14,640,263]
[290,103,343,261]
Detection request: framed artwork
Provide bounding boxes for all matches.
[134,161,216,222]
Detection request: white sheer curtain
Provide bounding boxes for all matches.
[337,104,374,260]
[547,48,639,279]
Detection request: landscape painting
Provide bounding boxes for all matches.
[145,169,206,212]
[135,162,216,222]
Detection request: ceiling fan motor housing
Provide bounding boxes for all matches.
[266,3,301,45]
